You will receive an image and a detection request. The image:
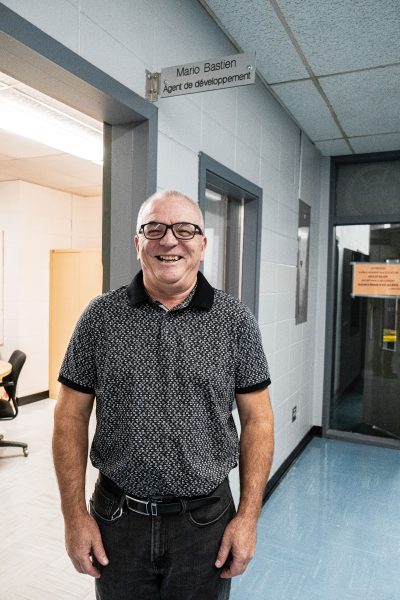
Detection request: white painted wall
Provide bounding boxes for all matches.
[0,180,101,396]
[2,0,330,491]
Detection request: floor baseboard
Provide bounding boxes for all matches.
[263,425,322,504]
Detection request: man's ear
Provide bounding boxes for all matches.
[134,235,140,260]
[200,235,207,261]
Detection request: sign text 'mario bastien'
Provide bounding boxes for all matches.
[160,52,256,98]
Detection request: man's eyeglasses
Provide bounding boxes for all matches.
[138,222,204,240]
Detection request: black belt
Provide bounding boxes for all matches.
[99,473,221,517]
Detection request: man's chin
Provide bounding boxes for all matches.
[156,273,183,286]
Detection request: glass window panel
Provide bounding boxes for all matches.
[336,160,400,216]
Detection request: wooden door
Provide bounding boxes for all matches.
[49,249,102,399]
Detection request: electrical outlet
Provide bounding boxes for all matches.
[292,406,297,422]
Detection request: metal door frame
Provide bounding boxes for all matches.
[323,150,400,449]
[0,3,158,291]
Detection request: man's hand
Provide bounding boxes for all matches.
[215,515,257,578]
[65,512,109,578]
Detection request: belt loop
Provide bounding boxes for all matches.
[179,498,187,514]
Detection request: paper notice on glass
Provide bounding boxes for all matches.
[352,262,400,298]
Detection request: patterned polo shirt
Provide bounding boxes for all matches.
[59,270,271,497]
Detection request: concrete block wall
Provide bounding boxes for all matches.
[1,0,330,482]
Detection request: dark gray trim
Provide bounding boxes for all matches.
[325,428,400,450]
[18,391,49,406]
[333,214,400,226]
[0,3,158,291]
[198,152,262,317]
[0,4,156,123]
[331,149,400,165]
[102,125,112,291]
[322,160,337,434]
[104,119,158,290]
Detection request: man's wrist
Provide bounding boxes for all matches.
[62,503,89,523]
[235,502,262,523]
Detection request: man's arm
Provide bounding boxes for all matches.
[215,387,274,578]
[52,384,109,578]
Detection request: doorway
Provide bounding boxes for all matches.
[325,152,400,447]
[0,70,104,399]
[0,5,157,400]
[198,152,262,316]
[330,224,400,440]
[0,3,157,291]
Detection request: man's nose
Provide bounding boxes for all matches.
[160,227,178,244]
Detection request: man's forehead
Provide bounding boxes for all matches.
[142,196,200,221]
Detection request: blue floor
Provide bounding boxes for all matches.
[231,438,400,600]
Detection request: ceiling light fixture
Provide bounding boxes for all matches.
[0,85,103,163]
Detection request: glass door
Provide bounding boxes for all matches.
[330,224,400,440]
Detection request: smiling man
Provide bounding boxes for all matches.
[53,190,274,600]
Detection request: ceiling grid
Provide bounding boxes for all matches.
[199,0,400,156]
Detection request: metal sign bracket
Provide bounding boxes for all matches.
[145,70,160,102]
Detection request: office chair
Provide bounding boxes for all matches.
[0,350,28,457]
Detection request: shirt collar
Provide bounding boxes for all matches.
[126,270,214,310]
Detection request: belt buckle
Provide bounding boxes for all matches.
[125,496,160,517]
[126,496,150,516]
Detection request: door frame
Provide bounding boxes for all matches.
[198,152,263,317]
[323,149,400,449]
[0,3,158,291]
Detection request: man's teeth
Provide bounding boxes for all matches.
[158,256,180,261]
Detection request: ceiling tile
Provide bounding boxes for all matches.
[319,66,400,136]
[68,184,102,197]
[314,139,351,156]
[272,79,342,139]
[0,130,60,159]
[0,153,101,195]
[202,0,309,82]
[26,153,103,182]
[349,133,400,154]
[278,0,400,76]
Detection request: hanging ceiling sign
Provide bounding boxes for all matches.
[352,262,400,298]
[146,52,256,101]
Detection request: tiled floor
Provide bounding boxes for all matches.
[0,398,97,600]
[1,400,399,599]
[231,437,400,600]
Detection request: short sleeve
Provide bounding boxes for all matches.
[58,298,100,394]
[235,306,271,393]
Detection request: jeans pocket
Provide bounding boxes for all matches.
[186,479,234,527]
[90,481,125,524]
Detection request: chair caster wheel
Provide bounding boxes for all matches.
[23,448,29,457]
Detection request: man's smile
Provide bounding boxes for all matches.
[156,255,182,262]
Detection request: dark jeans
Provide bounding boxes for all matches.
[90,477,236,600]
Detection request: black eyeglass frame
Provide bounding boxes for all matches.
[138,221,204,240]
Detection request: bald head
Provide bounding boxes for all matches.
[136,190,204,233]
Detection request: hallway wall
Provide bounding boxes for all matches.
[1,0,330,479]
